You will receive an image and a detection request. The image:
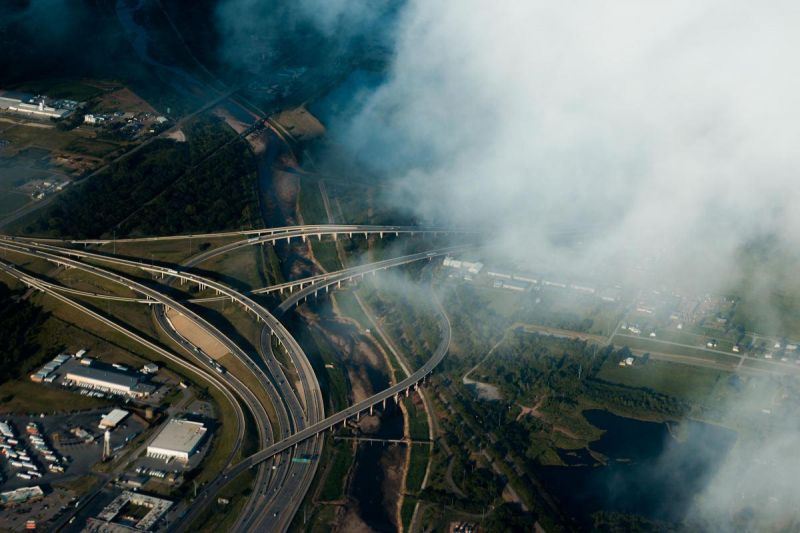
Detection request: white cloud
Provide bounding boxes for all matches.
[335,0,800,286]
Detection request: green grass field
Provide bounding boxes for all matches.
[596,358,728,403]
[471,285,525,318]
[298,177,329,224]
[0,380,111,414]
[96,235,240,264]
[0,191,29,215]
[613,335,741,367]
[195,245,264,291]
[331,290,371,330]
[311,240,341,272]
[220,353,281,442]
[11,79,106,101]
[318,440,355,500]
[406,444,429,494]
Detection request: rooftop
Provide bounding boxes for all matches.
[66,365,141,389]
[99,409,130,429]
[148,419,207,454]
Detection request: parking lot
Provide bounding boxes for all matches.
[1,410,147,492]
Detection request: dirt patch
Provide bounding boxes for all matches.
[517,399,580,439]
[462,376,502,401]
[165,308,229,359]
[213,108,250,135]
[348,366,372,404]
[96,88,156,114]
[275,169,300,220]
[336,507,376,533]
[380,446,406,531]
[164,129,186,142]
[356,414,381,434]
[272,106,325,142]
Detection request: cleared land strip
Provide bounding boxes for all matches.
[165,307,229,359]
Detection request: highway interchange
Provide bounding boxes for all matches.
[0,225,466,531]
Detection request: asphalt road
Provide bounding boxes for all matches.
[0,230,459,531]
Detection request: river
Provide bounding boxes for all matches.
[537,409,736,528]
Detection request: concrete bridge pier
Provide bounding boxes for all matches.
[369,405,373,416]
[382,398,386,409]
[405,388,410,398]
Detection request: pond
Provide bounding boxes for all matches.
[537,409,736,528]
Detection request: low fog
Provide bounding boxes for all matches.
[317,1,800,293]
[215,2,800,531]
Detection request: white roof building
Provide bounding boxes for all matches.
[99,409,129,430]
[141,363,159,374]
[146,419,207,462]
[64,364,154,398]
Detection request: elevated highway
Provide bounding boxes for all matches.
[52,224,475,245]
[0,238,323,532]
[191,292,450,507]
[0,228,459,530]
[0,241,283,528]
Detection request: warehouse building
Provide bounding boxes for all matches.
[0,90,76,119]
[93,491,172,531]
[99,409,130,430]
[64,365,154,398]
[146,419,207,462]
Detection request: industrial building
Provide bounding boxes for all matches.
[0,91,76,119]
[93,491,172,531]
[99,409,130,430]
[140,363,158,374]
[443,256,484,275]
[146,419,207,462]
[0,486,44,508]
[64,364,154,398]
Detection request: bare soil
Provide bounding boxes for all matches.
[165,307,229,359]
[272,106,325,142]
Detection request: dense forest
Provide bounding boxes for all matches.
[20,116,258,238]
[0,282,46,384]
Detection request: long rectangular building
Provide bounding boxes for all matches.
[146,419,207,462]
[65,366,153,398]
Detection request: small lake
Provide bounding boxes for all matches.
[537,410,736,528]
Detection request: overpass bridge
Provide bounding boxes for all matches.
[333,436,431,446]
[190,292,450,503]
[18,223,475,245]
